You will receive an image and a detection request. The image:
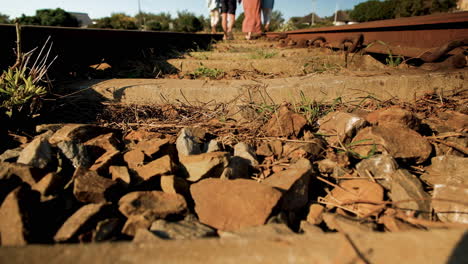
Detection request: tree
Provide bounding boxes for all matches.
[136,12,173,31]
[350,0,395,22]
[269,11,285,31]
[17,8,79,27]
[91,13,137,30]
[0,13,10,24]
[234,12,245,30]
[173,11,203,33]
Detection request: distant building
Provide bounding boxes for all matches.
[458,0,468,10]
[69,12,93,28]
[333,10,356,26]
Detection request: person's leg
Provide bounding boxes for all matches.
[226,0,237,40]
[262,8,272,31]
[220,0,229,39]
[211,10,220,34]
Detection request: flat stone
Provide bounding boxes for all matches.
[300,221,324,234]
[0,147,22,162]
[256,142,274,157]
[0,185,39,246]
[57,141,92,169]
[89,150,120,176]
[122,215,152,237]
[124,130,161,143]
[203,140,221,153]
[351,126,432,164]
[378,212,421,232]
[133,228,163,242]
[73,168,118,203]
[219,223,294,239]
[389,169,431,219]
[150,217,216,240]
[0,162,39,204]
[54,203,107,242]
[437,110,468,132]
[179,152,230,182]
[366,107,420,129]
[84,133,120,153]
[323,213,376,232]
[32,173,64,196]
[135,155,174,181]
[317,111,367,146]
[220,156,250,179]
[119,191,187,221]
[123,149,145,169]
[421,155,468,186]
[17,137,54,170]
[233,142,258,166]
[432,184,468,224]
[191,178,282,231]
[160,175,190,196]
[282,139,325,161]
[135,138,171,157]
[176,128,202,156]
[306,204,325,225]
[262,105,307,138]
[93,218,122,242]
[262,159,313,211]
[110,166,131,185]
[355,154,399,190]
[49,124,110,145]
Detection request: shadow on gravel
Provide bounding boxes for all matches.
[447,231,468,264]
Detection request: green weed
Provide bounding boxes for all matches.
[249,50,278,59]
[191,65,224,79]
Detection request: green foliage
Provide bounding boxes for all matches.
[249,50,278,59]
[173,11,203,33]
[0,13,10,24]
[350,0,396,22]
[17,8,79,27]
[268,11,285,31]
[91,13,137,30]
[234,13,245,30]
[192,65,224,79]
[137,12,173,31]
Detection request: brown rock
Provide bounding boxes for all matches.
[17,137,54,170]
[93,218,122,242]
[219,223,294,239]
[263,105,307,138]
[351,126,432,164]
[124,130,162,143]
[300,221,324,234]
[32,173,64,196]
[366,107,420,129]
[317,111,367,145]
[421,155,468,186]
[378,213,420,232]
[0,162,38,186]
[110,166,131,185]
[0,185,39,246]
[49,124,110,145]
[437,110,468,132]
[323,213,376,232]
[122,215,152,237]
[85,133,119,153]
[135,138,171,157]
[306,204,325,225]
[73,168,118,203]
[432,184,468,224]
[262,159,313,211]
[54,203,107,242]
[133,228,163,242]
[123,149,145,169]
[179,152,230,182]
[256,142,274,157]
[355,154,399,190]
[160,175,190,196]
[119,191,187,220]
[191,178,282,231]
[89,150,120,176]
[282,139,324,161]
[135,155,174,181]
[150,217,216,240]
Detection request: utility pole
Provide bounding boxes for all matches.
[334,1,338,25]
[311,0,317,26]
[138,0,145,30]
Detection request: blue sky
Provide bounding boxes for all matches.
[1,0,368,20]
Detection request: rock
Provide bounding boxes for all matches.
[124,130,161,143]
[32,173,64,197]
[316,159,338,174]
[119,191,187,221]
[282,139,324,161]
[17,137,54,170]
[85,133,120,153]
[378,211,421,232]
[135,155,174,181]
[191,178,282,231]
[351,126,432,164]
[150,217,216,240]
[234,143,259,166]
[434,133,467,157]
[0,162,38,204]
[93,218,122,242]
[323,213,376,232]
[57,141,92,169]
[73,168,119,203]
[262,159,313,211]
[49,124,110,145]
[317,111,367,145]
[300,221,324,234]
[306,204,325,225]
[179,152,230,182]
[160,175,190,196]
[204,140,221,153]
[432,184,468,224]
[89,150,121,176]
[133,228,163,242]
[122,215,152,237]
[437,110,468,132]
[54,203,108,242]
[366,107,420,129]
[421,155,468,186]
[0,147,22,162]
[36,124,64,133]
[219,223,294,239]
[389,169,431,219]
[262,105,307,138]
[124,149,145,169]
[256,142,274,157]
[326,180,384,217]
[355,154,399,190]
[176,128,202,156]
[84,133,121,176]
[0,185,39,246]
[134,138,171,157]
[110,166,131,186]
[220,156,250,179]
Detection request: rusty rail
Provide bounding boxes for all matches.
[267,12,468,67]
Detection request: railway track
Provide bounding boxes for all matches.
[266,12,468,68]
[0,24,223,75]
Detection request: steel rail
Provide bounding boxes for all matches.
[266,12,468,67]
